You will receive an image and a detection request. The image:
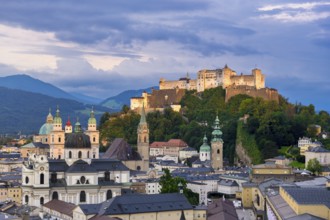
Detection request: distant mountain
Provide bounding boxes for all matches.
[0,74,77,99]
[100,86,158,110]
[0,86,111,134]
[71,92,103,104]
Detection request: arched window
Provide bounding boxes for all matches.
[80,176,86,184]
[137,166,141,171]
[78,151,82,159]
[40,173,44,184]
[106,190,112,200]
[69,151,72,159]
[52,191,58,200]
[40,197,44,205]
[58,155,61,159]
[93,137,96,142]
[105,171,110,181]
[25,195,29,204]
[25,176,29,184]
[58,137,61,142]
[217,149,220,154]
[144,136,147,143]
[80,191,86,202]
[93,154,96,159]
[87,151,90,158]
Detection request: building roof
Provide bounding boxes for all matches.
[43,199,76,217]
[267,191,297,219]
[101,193,192,215]
[49,159,129,173]
[0,153,21,159]
[65,133,91,149]
[208,199,238,220]
[79,203,102,215]
[102,138,141,161]
[287,214,325,220]
[180,147,197,152]
[218,179,239,187]
[148,89,186,108]
[21,142,49,149]
[306,146,330,153]
[66,160,97,173]
[282,186,330,208]
[150,139,188,148]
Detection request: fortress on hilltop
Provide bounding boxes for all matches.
[131,65,279,112]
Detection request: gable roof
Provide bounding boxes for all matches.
[43,199,76,217]
[102,138,141,161]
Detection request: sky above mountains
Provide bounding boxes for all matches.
[0,1,329,111]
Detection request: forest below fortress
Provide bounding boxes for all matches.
[99,87,330,164]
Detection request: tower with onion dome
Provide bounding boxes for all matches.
[211,115,223,170]
[50,106,65,159]
[137,104,150,171]
[85,108,100,159]
[199,134,211,162]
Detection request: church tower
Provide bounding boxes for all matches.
[50,106,65,159]
[65,116,72,133]
[137,105,149,169]
[211,116,223,170]
[85,108,100,159]
[199,134,211,162]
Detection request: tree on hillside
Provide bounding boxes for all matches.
[306,158,322,175]
[159,169,199,205]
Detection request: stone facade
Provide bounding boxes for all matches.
[225,86,279,103]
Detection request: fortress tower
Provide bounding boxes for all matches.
[252,68,265,89]
[211,116,223,170]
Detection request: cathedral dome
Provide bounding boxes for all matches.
[39,123,53,135]
[65,133,91,149]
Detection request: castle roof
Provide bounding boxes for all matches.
[148,89,185,108]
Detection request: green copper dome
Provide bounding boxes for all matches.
[212,116,223,142]
[200,135,211,152]
[74,118,82,133]
[53,106,62,124]
[88,108,97,125]
[39,123,53,135]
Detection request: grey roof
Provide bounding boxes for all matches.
[49,159,129,173]
[49,159,70,172]
[267,192,297,219]
[218,179,239,187]
[102,138,141,161]
[67,160,97,173]
[101,193,192,215]
[307,146,330,153]
[80,203,102,215]
[172,167,214,175]
[180,147,197,152]
[287,213,325,220]
[208,199,238,220]
[0,153,20,159]
[282,186,330,208]
[22,142,50,149]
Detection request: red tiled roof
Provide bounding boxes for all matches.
[150,139,188,148]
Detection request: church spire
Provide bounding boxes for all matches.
[53,105,62,124]
[140,104,147,124]
[74,117,82,133]
[212,115,223,142]
[46,108,53,123]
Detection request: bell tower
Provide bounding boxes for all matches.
[211,116,223,170]
[137,105,149,165]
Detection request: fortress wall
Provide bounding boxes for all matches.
[225,86,279,103]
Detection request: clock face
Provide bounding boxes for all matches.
[40,167,44,171]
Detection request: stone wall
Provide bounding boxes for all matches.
[225,86,279,103]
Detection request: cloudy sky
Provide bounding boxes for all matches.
[0,0,329,110]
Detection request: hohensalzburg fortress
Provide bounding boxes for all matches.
[131,65,278,112]
[159,65,265,92]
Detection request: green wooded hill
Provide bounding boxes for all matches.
[99,87,330,163]
[0,87,110,134]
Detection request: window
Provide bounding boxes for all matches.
[52,191,58,200]
[93,137,96,142]
[25,195,29,204]
[217,149,220,154]
[87,151,90,158]
[78,151,82,159]
[80,191,86,202]
[144,136,147,143]
[93,154,96,158]
[40,173,44,184]
[40,197,44,205]
[69,151,72,159]
[105,171,110,181]
[80,176,86,184]
[137,166,141,171]
[58,137,61,142]
[58,155,61,159]
[106,190,112,200]
[25,176,29,184]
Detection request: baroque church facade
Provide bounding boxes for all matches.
[21,108,134,208]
